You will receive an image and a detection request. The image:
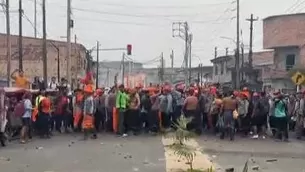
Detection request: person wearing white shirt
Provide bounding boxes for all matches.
[48,77,58,90]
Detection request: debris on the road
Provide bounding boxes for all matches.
[143,160,150,164]
[35,146,44,150]
[132,167,139,171]
[115,143,123,148]
[252,165,259,171]
[68,144,71,147]
[266,159,278,162]
[158,158,165,161]
[100,142,104,145]
[0,156,10,161]
[225,167,234,172]
[212,155,217,158]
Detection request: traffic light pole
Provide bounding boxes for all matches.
[92,45,131,86]
[122,52,125,86]
[96,41,99,89]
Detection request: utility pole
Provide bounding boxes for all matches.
[246,14,258,74]
[121,52,125,86]
[197,64,200,86]
[235,0,241,89]
[189,33,193,85]
[184,22,189,86]
[225,47,228,56]
[160,52,164,83]
[172,21,189,86]
[96,41,99,89]
[170,50,174,83]
[200,64,203,86]
[5,0,11,86]
[66,0,72,84]
[241,44,244,81]
[34,0,37,38]
[42,0,47,87]
[18,0,23,70]
[106,68,110,86]
[214,47,218,59]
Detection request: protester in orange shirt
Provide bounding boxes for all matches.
[38,91,52,138]
[11,69,30,89]
[83,85,95,140]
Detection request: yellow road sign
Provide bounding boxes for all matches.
[291,71,305,85]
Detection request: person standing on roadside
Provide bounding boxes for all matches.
[105,88,116,132]
[272,92,289,142]
[296,92,305,140]
[82,85,95,140]
[11,69,30,89]
[251,92,269,139]
[220,91,238,141]
[20,92,32,144]
[116,84,128,137]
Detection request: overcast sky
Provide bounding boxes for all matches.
[0,0,301,68]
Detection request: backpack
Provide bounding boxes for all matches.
[14,100,25,118]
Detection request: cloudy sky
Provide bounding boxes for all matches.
[0,0,301,68]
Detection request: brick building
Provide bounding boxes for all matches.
[0,34,88,85]
[262,13,305,91]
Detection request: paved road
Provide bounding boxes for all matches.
[198,135,305,172]
[0,133,166,172]
[2,133,305,172]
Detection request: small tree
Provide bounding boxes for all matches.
[166,115,197,171]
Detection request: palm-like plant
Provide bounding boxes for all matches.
[165,115,197,171]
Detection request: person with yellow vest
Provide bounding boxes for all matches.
[37,90,52,138]
[32,91,46,130]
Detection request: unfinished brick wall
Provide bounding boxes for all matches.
[0,34,87,81]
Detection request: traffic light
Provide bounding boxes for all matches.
[127,44,132,55]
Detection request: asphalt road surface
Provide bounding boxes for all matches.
[198,135,305,172]
[0,133,166,172]
[1,133,305,172]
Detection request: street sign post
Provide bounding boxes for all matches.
[291,71,305,85]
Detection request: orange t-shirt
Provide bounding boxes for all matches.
[41,98,51,113]
[14,76,29,89]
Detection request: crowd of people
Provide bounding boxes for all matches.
[4,69,305,144]
[11,79,305,144]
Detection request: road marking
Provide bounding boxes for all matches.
[161,137,214,172]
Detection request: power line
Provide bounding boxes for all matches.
[285,0,303,13]
[69,16,234,27]
[22,12,41,36]
[295,0,305,12]
[70,17,168,27]
[45,0,232,9]
[70,6,225,19]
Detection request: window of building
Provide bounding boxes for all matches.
[220,62,224,75]
[286,54,295,71]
